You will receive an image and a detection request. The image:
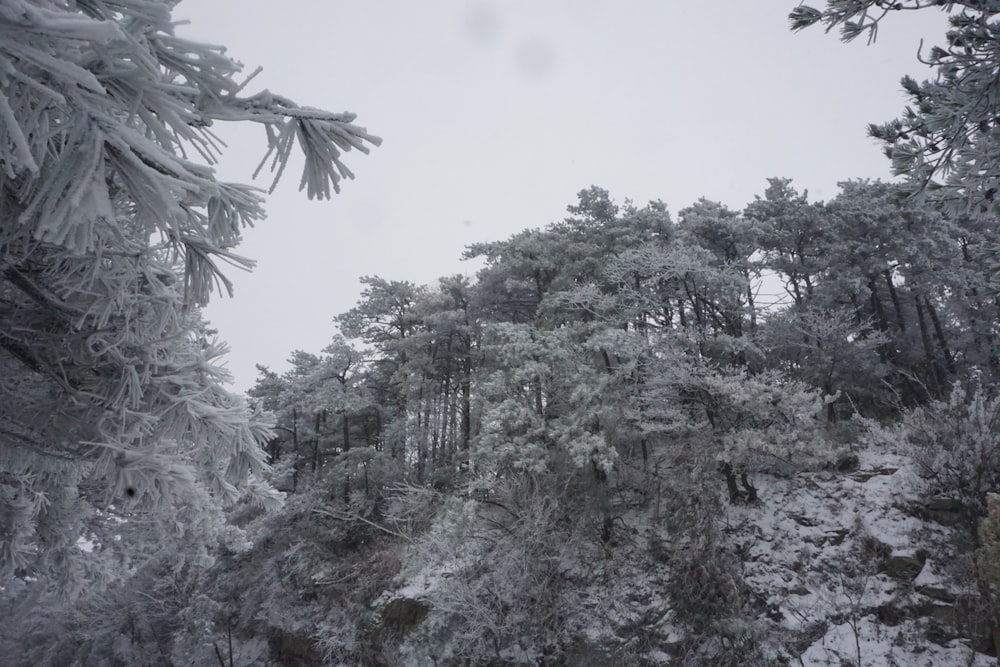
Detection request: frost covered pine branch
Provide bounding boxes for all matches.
[791,1,1000,220]
[0,0,378,587]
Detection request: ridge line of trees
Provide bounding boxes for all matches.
[253,180,998,492]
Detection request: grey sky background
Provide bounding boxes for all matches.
[178,1,952,391]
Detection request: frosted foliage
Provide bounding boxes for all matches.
[793,2,1000,220]
[474,323,618,475]
[865,379,1000,514]
[0,1,377,587]
[395,480,577,665]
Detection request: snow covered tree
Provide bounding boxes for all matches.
[790,1,1000,219]
[0,0,379,590]
[745,178,827,309]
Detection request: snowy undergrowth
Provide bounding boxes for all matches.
[171,430,1000,666]
[375,443,996,665]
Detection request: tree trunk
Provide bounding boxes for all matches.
[720,461,758,503]
[884,269,906,333]
[460,357,472,450]
[867,276,890,363]
[745,281,757,333]
[867,276,890,333]
[924,295,956,375]
[312,411,323,473]
[291,407,300,491]
[720,462,741,503]
[534,378,544,419]
[788,275,804,308]
[914,294,944,394]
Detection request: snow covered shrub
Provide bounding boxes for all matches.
[1,479,243,665]
[872,380,1000,517]
[394,474,580,665]
[975,493,1000,657]
[663,367,831,481]
[652,476,772,666]
[756,304,889,418]
[979,494,1000,587]
[378,482,444,541]
[3,551,214,666]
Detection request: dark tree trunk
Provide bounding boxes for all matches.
[534,378,544,419]
[924,295,956,375]
[884,269,906,333]
[746,282,757,333]
[721,462,741,503]
[789,277,803,308]
[460,357,472,450]
[914,294,944,394]
[291,407,300,491]
[720,462,758,504]
[312,411,323,473]
[868,276,891,363]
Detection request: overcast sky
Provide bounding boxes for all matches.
[177,1,952,391]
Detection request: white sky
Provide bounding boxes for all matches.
[177,1,952,391]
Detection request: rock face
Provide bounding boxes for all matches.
[380,597,430,637]
[923,495,968,526]
[713,449,994,666]
[267,629,321,666]
[885,549,927,581]
[835,452,860,473]
[914,560,959,603]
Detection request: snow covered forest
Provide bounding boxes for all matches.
[10,1,1000,665]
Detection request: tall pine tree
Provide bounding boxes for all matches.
[0,0,379,589]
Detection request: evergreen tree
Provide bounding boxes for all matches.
[0,0,379,590]
[791,1,1000,219]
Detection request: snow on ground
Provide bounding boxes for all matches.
[722,446,994,666]
[800,616,992,667]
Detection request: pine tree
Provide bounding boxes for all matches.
[790,1,1000,218]
[0,0,379,589]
